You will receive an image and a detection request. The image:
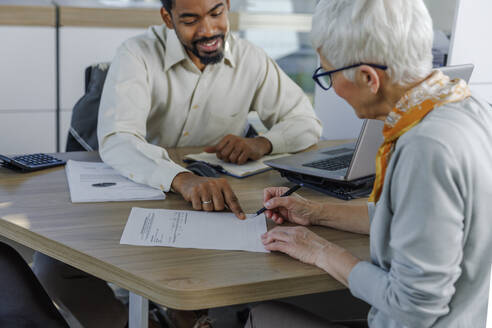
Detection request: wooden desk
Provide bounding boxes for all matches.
[0,143,369,327]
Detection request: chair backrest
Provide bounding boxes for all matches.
[66,63,110,152]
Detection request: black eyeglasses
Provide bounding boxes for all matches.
[312,63,388,90]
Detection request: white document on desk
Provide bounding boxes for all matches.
[65,160,166,203]
[120,207,268,253]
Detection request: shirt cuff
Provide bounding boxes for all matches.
[348,260,387,306]
[149,161,190,193]
[261,130,287,154]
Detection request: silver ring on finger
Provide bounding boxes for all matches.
[202,199,213,205]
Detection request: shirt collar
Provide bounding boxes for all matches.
[164,28,236,72]
[164,28,189,72]
[223,32,236,68]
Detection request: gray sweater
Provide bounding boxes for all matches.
[348,95,492,328]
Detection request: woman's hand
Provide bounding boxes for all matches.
[263,187,322,226]
[261,226,329,266]
[262,226,360,287]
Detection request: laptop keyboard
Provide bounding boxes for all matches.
[303,154,353,171]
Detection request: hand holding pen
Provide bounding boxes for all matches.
[255,185,302,217]
[258,185,316,226]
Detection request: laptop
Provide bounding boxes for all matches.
[265,64,475,199]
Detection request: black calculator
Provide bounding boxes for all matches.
[0,153,66,172]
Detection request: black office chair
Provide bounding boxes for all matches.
[66,63,110,152]
[0,242,69,328]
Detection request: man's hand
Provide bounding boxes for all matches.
[204,135,272,165]
[171,172,246,220]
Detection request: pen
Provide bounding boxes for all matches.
[92,182,117,187]
[255,184,302,217]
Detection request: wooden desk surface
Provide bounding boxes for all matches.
[0,143,369,310]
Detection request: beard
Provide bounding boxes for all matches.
[187,34,226,65]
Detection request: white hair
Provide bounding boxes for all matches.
[311,0,434,86]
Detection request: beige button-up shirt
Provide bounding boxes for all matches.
[98,25,322,192]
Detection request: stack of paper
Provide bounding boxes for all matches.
[65,160,166,203]
[184,152,290,178]
[120,207,268,253]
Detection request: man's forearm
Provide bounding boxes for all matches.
[171,172,195,194]
[312,203,370,235]
[255,136,273,155]
[99,133,189,192]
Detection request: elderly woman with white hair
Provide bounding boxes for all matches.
[246,0,492,327]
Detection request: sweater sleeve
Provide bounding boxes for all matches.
[349,137,465,327]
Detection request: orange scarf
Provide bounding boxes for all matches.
[369,70,471,203]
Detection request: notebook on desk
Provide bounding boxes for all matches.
[183,152,290,178]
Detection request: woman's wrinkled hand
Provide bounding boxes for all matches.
[261,226,329,266]
[263,187,321,226]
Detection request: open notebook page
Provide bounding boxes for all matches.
[184,152,290,177]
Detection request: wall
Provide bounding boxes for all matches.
[448,0,492,103]
[424,0,457,35]
[0,26,57,154]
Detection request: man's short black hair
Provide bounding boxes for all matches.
[160,0,173,13]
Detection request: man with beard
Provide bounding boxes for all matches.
[33,0,321,327]
[97,0,322,219]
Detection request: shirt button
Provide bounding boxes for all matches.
[192,104,199,110]
[183,131,189,137]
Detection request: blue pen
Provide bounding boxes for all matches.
[254,184,302,217]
